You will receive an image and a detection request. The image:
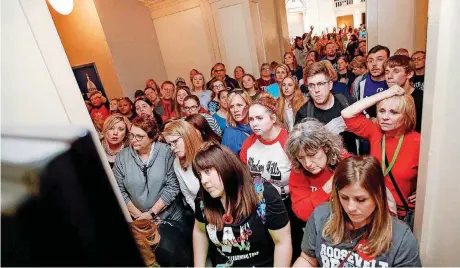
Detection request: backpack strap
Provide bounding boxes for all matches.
[334,93,350,108]
[306,101,315,118]
[253,177,266,225]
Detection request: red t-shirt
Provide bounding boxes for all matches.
[160,98,175,121]
[90,105,109,123]
[257,78,276,92]
[289,152,352,222]
[240,129,291,194]
[344,115,420,215]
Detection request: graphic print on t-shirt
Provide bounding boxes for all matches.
[319,242,389,268]
[248,158,281,182]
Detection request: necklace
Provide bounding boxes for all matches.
[103,139,124,156]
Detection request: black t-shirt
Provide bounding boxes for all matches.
[324,57,338,72]
[412,74,425,91]
[194,182,289,267]
[411,89,424,133]
[337,70,356,88]
[295,94,358,155]
[291,66,304,83]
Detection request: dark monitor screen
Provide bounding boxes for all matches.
[1,127,144,266]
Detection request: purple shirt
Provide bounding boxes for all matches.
[363,75,388,98]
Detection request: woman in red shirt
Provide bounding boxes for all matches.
[341,85,419,219]
[285,118,351,222]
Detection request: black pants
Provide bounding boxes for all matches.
[283,197,306,264]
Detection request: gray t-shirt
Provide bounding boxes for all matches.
[302,203,421,267]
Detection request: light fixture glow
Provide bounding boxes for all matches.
[48,0,74,15]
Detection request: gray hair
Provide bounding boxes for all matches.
[285,118,344,173]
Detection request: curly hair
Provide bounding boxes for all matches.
[131,114,160,141]
[285,118,344,174]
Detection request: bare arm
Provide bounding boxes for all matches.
[150,198,167,215]
[269,223,292,267]
[341,86,405,118]
[293,252,318,267]
[193,221,209,267]
[127,201,142,218]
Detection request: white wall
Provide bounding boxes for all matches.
[366,0,416,54]
[415,0,460,265]
[94,0,168,97]
[287,12,305,39]
[302,0,336,35]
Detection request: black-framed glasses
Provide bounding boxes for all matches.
[129,133,146,141]
[412,56,425,62]
[183,105,199,112]
[261,67,271,71]
[307,81,331,91]
[166,137,182,149]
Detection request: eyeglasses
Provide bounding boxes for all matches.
[167,137,182,149]
[213,84,224,88]
[129,133,146,141]
[183,105,199,112]
[412,56,425,62]
[214,69,225,73]
[261,68,271,71]
[307,81,331,90]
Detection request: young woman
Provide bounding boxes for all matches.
[183,95,222,137]
[185,114,222,144]
[173,86,192,119]
[191,73,212,110]
[109,98,119,114]
[337,55,356,89]
[242,74,262,101]
[277,77,307,132]
[283,52,303,83]
[341,85,420,224]
[100,113,131,168]
[162,120,203,212]
[350,56,368,77]
[234,66,245,88]
[212,90,229,134]
[134,97,163,126]
[117,97,136,121]
[208,78,227,114]
[285,119,351,222]
[192,143,292,267]
[293,156,421,267]
[266,64,290,99]
[221,90,253,155]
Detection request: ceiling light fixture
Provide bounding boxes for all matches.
[47,0,74,15]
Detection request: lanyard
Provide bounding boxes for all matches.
[381,134,404,176]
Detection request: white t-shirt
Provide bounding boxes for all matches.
[173,157,200,211]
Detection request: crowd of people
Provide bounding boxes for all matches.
[85,23,426,267]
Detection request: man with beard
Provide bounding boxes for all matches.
[322,42,339,72]
[352,45,390,118]
[295,61,357,154]
[411,51,426,91]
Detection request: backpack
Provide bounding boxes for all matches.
[304,93,350,118]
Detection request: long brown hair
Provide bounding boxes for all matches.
[185,114,222,144]
[173,86,191,118]
[322,156,392,257]
[284,51,299,71]
[192,144,258,231]
[277,76,307,125]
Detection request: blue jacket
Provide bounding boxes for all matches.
[221,124,253,155]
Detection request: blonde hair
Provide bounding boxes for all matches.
[323,156,392,257]
[277,77,307,125]
[227,90,252,128]
[275,64,291,83]
[377,91,416,133]
[101,113,131,146]
[162,120,203,170]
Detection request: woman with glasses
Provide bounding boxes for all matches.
[191,73,212,110]
[293,156,421,267]
[267,64,290,99]
[212,90,229,134]
[257,63,276,92]
[277,77,307,132]
[183,95,222,137]
[192,143,292,267]
[113,114,190,266]
[207,78,227,114]
[100,113,131,168]
[285,119,351,223]
[134,97,163,126]
[221,90,253,155]
[242,74,262,101]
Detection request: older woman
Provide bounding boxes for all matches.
[221,90,253,155]
[234,66,246,87]
[113,114,188,265]
[267,64,290,99]
[285,119,351,222]
[100,113,131,167]
[341,85,419,228]
[293,156,421,267]
[277,76,307,132]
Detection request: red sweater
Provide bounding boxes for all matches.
[289,152,351,222]
[344,115,420,215]
[160,98,175,121]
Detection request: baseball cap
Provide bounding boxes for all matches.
[175,77,186,85]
